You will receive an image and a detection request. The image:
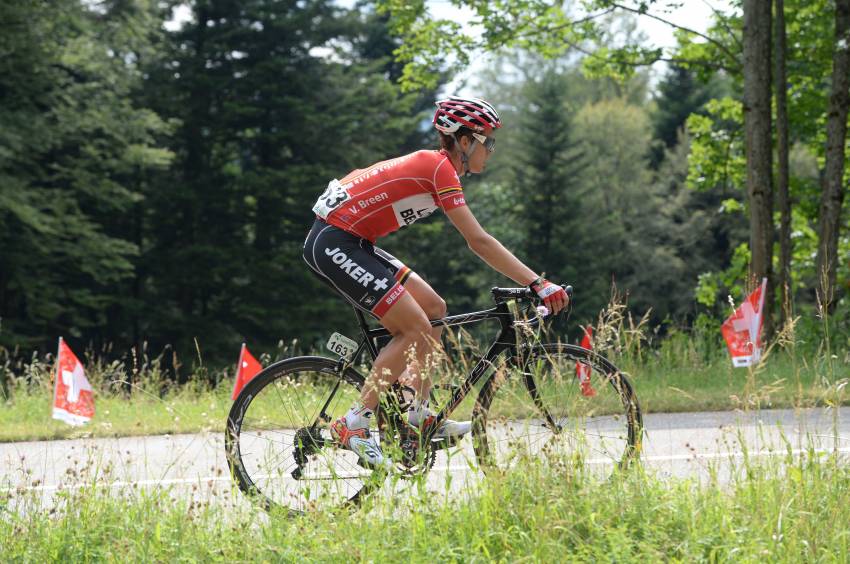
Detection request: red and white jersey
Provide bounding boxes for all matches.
[312,150,466,242]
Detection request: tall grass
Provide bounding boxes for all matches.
[2,438,849,561]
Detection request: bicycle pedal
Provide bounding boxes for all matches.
[430,435,460,450]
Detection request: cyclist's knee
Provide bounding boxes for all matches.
[425,296,447,320]
[402,273,446,320]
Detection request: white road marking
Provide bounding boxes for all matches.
[3,408,847,502]
[586,445,850,465]
[10,444,850,493]
[5,465,475,493]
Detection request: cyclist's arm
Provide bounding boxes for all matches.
[445,206,538,286]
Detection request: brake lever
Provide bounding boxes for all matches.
[562,284,574,319]
[532,285,574,319]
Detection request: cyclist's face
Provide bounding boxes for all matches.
[459,128,495,174]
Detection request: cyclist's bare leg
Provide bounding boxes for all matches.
[386,274,469,439]
[359,292,436,409]
[393,273,446,400]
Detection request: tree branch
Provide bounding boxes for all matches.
[484,8,618,50]
[608,1,740,64]
[700,0,744,51]
[571,7,618,26]
[559,36,739,73]
[50,63,88,83]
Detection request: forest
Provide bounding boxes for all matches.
[1,0,848,373]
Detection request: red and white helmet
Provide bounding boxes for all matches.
[433,96,501,134]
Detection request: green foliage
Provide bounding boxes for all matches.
[377,0,743,90]
[667,4,743,80]
[135,0,437,359]
[695,274,719,309]
[0,0,173,349]
[784,0,836,149]
[378,0,583,90]
[685,97,746,194]
[695,243,751,309]
[652,136,742,318]
[511,71,588,281]
[467,48,751,327]
[649,64,725,168]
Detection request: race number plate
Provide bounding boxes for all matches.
[312,179,350,219]
[326,332,358,360]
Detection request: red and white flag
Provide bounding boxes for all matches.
[576,325,597,397]
[232,343,262,400]
[721,277,768,367]
[52,338,95,426]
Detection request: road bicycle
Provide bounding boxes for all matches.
[225,285,642,515]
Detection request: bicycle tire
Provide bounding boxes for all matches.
[472,343,642,475]
[225,356,383,515]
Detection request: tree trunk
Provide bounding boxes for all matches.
[743,0,775,336]
[178,3,209,317]
[775,0,791,328]
[815,0,850,311]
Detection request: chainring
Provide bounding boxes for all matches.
[377,412,437,479]
[396,434,437,479]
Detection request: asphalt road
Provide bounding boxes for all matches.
[2,407,848,512]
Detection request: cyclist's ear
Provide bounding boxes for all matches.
[454,129,475,150]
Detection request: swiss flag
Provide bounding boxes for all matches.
[52,338,95,426]
[232,343,262,400]
[576,326,597,397]
[721,277,768,367]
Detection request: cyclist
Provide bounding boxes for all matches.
[303,96,570,469]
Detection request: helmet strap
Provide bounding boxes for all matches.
[459,137,479,177]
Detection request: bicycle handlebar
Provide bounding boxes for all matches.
[490,284,573,302]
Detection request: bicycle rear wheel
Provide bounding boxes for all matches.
[472,343,642,475]
[225,356,383,515]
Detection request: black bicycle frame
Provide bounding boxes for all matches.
[341,288,539,437]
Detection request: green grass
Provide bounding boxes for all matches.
[623,351,850,414]
[2,443,849,561]
[0,387,232,442]
[1,348,848,443]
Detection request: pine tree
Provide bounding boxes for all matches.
[137,0,432,362]
[513,70,587,274]
[0,0,171,350]
[649,65,720,169]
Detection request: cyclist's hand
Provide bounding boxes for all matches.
[529,278,569,314]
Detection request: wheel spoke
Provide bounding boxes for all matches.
[239,422,296,437]
[239,429,296,447]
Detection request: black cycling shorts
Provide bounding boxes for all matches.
[303,218,413,318]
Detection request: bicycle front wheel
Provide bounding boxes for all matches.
[225,356,382,515]
[472,343,642,475]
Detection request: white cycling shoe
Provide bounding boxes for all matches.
[408,407,471,439]
[331,417,392,471]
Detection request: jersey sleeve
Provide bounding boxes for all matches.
[433,156,466,211]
